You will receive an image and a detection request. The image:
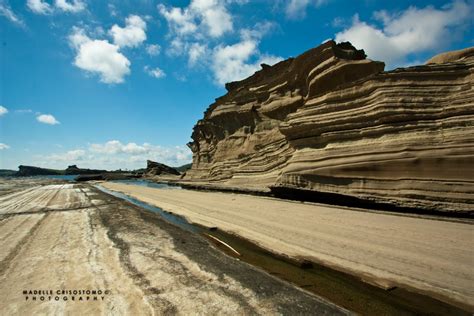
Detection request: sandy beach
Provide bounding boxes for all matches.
[0,179,347,315]
[102,182,474,310]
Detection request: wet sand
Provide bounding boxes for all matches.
[0,179,347,315]
[102,181,474,310]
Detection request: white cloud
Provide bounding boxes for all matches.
[108,3,117,17]
[212,38,282,85]
[146,44,161,56]
[83,140,192,169]
[0,105,8,116]
[144,66,166,78]
[159,5,197,36]
[159,1,279,86]
[54,0,85,13]
[37,114,60,125]
[158,0,233,39]
[188,42,207,66]
[109,15,147,48]
[190,0,233,37]
[48,149,86,161]
[285,0,328,19]
[240,21,276,41]
[69,27,131,84]
[90,140,150,155]
[32,141,192,170]
[331,16,345,28]
[27,0,53,14]
[0,3,24,26]
[0,143,10,150]
[167,38,186,56]
[335,1,473,68]
[28,0,85,14]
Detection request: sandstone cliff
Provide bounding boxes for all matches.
[185,41,474,214]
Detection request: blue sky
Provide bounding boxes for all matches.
[0,0,473,170]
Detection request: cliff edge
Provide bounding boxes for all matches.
[185,41,474,214]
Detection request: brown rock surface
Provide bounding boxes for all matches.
[185,41,474,213]
[146,160,180,176]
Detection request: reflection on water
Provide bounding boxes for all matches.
[111,179,182,190]
[95,184,197,232]
[42,175,79,181]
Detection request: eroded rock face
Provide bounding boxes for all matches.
[186,41,474,213]
[146,160,180,176]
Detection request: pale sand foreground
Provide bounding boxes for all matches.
[102,182,474,308]
[0,180,346,315]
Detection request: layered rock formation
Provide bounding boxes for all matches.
[186,41,474,214]
[146,160,180,176]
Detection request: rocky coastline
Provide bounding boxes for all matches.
[180,41,474,214]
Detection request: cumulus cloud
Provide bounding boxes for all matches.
[54,0,85,13]
[109,15,147,48]
[0,143,10,150]
[159,5,197,36]
[33,140,192,170]
[144,66,166,78]
[146,44,161,56]
[0,3,24,26]
[90,140,150,155]
[37,114,60,125]
[188,42,207,66]
[212,29,282,85]
[0,105,8,116]
[159,1,279,86]
[190,0,233,37]
[28,0,85,14]
[48,149,86,161]
[84,140,192,169]
[158,0,233,39]
[27,0,53,14]
[285,0,329,19]
[69,27,131,84]
[240,21,276,40]
[335,0,473,67]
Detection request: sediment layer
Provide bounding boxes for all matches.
[186,41,474,213]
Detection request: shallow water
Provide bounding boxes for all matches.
[95,184,197,232]
[110,179,182,190]
[94,182,470,316]
[38,175,79,181]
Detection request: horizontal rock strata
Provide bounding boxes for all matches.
[185,41,474,213]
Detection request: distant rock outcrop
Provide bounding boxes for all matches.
[185,41,474,214]
[16,165,63,176]
[146,160,180,176]
[65,165,107,175]
[16,165,107,177]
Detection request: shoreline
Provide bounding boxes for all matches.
[101,181,474,312]
[0,178,348,315]
[199,222,472,315]
[145,176,474,219]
